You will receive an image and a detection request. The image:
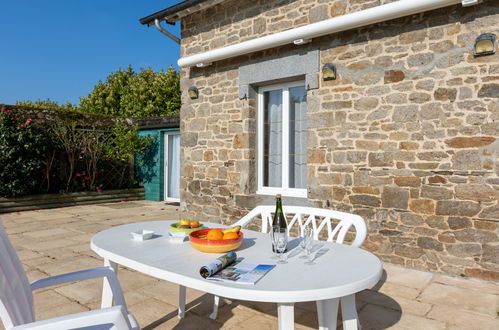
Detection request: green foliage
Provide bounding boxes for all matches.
[79,65,180,117]
[16,99,78,112]
[104,120,155,186]
[104,120,154,162]
[0,108,53,197]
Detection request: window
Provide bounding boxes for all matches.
[257,81,307,198]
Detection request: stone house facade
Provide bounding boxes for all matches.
[145,0,499,281]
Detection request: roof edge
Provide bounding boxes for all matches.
[139,0,212,26]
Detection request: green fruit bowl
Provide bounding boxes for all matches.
[170,222,204,234]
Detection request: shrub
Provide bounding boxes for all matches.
[0,108,53,197]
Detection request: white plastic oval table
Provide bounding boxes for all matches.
[91,220,382,330]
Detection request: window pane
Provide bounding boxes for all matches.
[167,134,180,199]
[288,86,307,189]
[263,89,282,187]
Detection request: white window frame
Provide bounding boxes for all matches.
[257,81,307,198]
[163,131,180,203]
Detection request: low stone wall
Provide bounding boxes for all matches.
[0,188,145,213]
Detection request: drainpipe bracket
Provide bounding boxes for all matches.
[461,0,481,7]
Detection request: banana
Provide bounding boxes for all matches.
[222,225,241,235]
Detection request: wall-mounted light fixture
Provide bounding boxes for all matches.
[322,63,337,81]
[188,86,199,99]
[474,33,496,57]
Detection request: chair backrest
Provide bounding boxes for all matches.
[234,205,367,247]
[0,218,35,329]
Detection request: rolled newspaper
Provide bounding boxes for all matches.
[200,251,237,278]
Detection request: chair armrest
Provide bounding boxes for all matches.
[30,267,127,308]
[11,305,131,330]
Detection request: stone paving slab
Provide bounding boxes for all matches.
[1,201,498,329]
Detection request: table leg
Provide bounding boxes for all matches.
[316,298,339,330]
[209,295,220,320]
[101,259,117,308]
[341,294,359,330]
[178,285,186,319]
[277,303,294,330]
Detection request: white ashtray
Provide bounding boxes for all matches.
[169,231,187,243]
[131,230,154,241]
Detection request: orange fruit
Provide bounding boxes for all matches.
[222,232,239,240]
[206,229,224,240]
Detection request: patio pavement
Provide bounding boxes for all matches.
[1,200,498,330]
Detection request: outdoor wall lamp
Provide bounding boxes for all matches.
[188,86,199,99]
[322,63,337,81]
[474,33,496,57]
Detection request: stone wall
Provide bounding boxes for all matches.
[179,0,499,281]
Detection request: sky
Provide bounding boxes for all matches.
[0,1,181,105]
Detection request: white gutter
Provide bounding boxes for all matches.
[178,0,481,67]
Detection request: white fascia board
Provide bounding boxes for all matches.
[178,0,469,67]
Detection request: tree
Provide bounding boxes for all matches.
[79,66,180,117]
[16,99,78,112]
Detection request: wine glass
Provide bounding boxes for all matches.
[304,236,316,265]
[274,228,288,264]
[299,227,313,259]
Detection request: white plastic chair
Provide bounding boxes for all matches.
[208,205,367,328]
[0,218,138,330]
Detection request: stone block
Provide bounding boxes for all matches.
[479,205,499,219]
[409,92,431,104]
[382,186,409,209]
[392,105,418,122]
[482,244,499,264]
[455,184,498,202]
[434,88,457,102]
[368,152,394,167]
[428,175,446,184]
[446,136,495,148]
[425,215,448,229]
[447,216,472,230]
[454,228,497,243]
[346,151,367,163]
[354,97,378,111]
[352,186,379,195]
[436,200,480,216]
[407,53,434,67]
[451,150,481,170]
[417,237,443,251]
[464,268,499,281]
[400,213,424,226]
[308,149,326,163]
[421,186,453,200]
[409,199,435,214]
[384,70,405,84]
[394,177,421,187]
[416,151,448,161]
[394,244,424,259]
[349,195,381,207]
[447,243,482,257]
[478,83,499,98]
[438,231,456,243]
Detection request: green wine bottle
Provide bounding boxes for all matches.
[272,194,287,252]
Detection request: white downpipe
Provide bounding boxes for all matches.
[178,0,476,67]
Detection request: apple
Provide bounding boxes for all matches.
[179,218,190,226]
[189,220,200,228]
